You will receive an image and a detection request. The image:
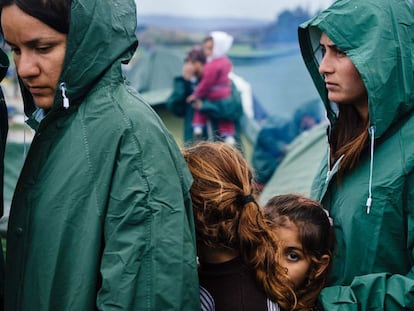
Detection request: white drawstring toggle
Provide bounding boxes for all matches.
[366,197,372,214]
[60,82,70,109]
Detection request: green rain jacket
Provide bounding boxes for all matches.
[299,0,414,309]
[5,1,200,310]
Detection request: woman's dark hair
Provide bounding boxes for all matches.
[331,105,369,181]
[265,194,335,310]
[0,0,71,34]
[183,142,297,310]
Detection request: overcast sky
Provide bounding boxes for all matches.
[135,0,334,21]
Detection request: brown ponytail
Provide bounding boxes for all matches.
[183,142,297,310]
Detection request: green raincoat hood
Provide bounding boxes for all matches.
[22,0,138,118]
[299,2,414,309]
[298,0,414,138]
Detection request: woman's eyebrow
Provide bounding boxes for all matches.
[319,42,337,49]
[5,37,56,48]
[285,246,304,253]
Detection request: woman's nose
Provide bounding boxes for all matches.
[16,53,40,79]
[319,53,333,75]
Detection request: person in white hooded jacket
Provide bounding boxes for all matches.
[186,31,236,145]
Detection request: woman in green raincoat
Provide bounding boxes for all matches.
[1,0,199,310]
[298,0,414,309]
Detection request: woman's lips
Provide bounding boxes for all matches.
[28,86,45,95]
[325,82,338,90]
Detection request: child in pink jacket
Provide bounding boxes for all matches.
[187,31,236,145]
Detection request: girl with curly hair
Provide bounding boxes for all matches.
[264,194,335,310]
[183,141,296,311]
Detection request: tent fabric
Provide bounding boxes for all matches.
[4,142,26,205]
[0,141,27,237]
[259,123,327,205]
[123,47,184,105]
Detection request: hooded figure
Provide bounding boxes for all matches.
[186,31,237,144]
[299,0,414,309]
[209,31,234,60]
[1,0,199,310]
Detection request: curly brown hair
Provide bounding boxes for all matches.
[264,194,335,310]
[183,141,297,310]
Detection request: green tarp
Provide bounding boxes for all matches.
[1,141,28,236]
[123,47,184,105]
[259,123,326,205]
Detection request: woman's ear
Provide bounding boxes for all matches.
[314,254,330,278]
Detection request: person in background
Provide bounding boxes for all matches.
[186,31,236,145]
[264,194,334,310]
[166,45,244,147]
[298,0,414,309]
[0,47,8,310]
[183,141,297,311]
[252,99,324,192]
[0,0,199,310]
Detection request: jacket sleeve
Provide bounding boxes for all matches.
[165,76,191,117]
[96,130,200,310]
[318,172,414,310]
[193,64,216,99]
[318,273,414,310]
[200,82,243,121]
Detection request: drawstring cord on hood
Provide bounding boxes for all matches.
[60,82,70,109]
[324,124,375,215]
[326,125,332,182]
[23,114,28,159]
[366,126,375,214]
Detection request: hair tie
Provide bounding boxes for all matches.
[238,194,256,206]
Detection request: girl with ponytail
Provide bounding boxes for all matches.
[183,142,296,311]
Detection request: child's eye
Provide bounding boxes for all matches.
[287,252,300,262]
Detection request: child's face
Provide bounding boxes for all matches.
[275,221,311,288]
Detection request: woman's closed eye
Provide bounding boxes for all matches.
[36,45,53,53]
[319,44,347,58]
[9,45,21,55]
[332,46,346,57]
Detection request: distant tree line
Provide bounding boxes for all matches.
[136,1,414,48]
[259,8,312,45]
